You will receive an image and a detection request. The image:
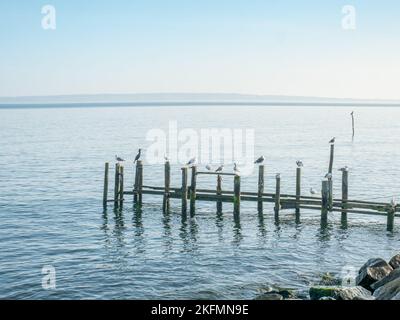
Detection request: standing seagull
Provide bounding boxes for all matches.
[205,164,212,171]
[390,197,397,207]
[186,157,196,166]
[296,160,303,167]
[164,154,169,161]
[215,165,224,173]
[134,149,142,163]
[325,173,332,179]
[329,137,336,144]
[254,156,265,164]
[233,163,240,174]
[310,187,317,195]
[115,155,125,162]
[338,166,349,172]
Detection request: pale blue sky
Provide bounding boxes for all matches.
[0,1,399,99]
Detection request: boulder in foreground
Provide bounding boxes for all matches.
[310,286,373,300]
[389,254,400,270]
[356,258,393,290]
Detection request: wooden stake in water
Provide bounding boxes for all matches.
[134,163,138,203]
[295,167,301,215]
[190,166,197,217]
[114,163,120,207]
[103,162,109,207]
[162,161,170,213]
[119,165,124,207]
[233,174,241,215]
[274,174,281,217]
[321,179,329,226]
[387,204,395,232]
[181,167,188,216]
[216,174,222,212]
[341,168,349,225]
[328,144,334,174]
[137,160,143,205]
[257,165,264,212]
[351,111,355,139]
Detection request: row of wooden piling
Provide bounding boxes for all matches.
[102,159,398,231]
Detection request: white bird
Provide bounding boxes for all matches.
[215,165,224,173]
[115,155,125,162]
[310,187,317,195]
[276,173,281,179]
[233,163,240,174]
[205,164,212,171]
[329,137,336,144]
[164,154,169,161]
[325,173,332,179]
[296,160,303,167]
[254,156,265,164]
[186,157,196,166]
[134,149,142,163]
[338,166,349,172]
[390,197,397,207]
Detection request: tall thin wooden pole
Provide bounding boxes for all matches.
[162,161,170,213]
[114,163,120,207]
[133,163,138,203]
[341,168,349,226]
[328,176,333,211]
[328,144,334,174]
[103,162,109,207]
[216,174,222,212]
[351,112,355,139]
[257,165,264,212]
[295,167,301,215]
[181,167,188,216]
[137,160,143,205]
[274,174,281,217]
[119,165,124,207]
[233,174,241,215]
[321,180,329,226]
[190,166,197,217]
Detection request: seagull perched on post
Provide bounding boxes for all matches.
[186,157,196,166]
[164,154,169,161]
[115,155,125,162]
[134,149,142,163]
[215,165,224,173]
[275,173,281,179]
[325,173,332,179]
[338,166,349,172]
[310,187,317,195]
[205,164,212,171]
[296,160,303,167]
[390,197,397,207]
[233,163,240,174]
[254,156,265,164]
[329,137,336,144]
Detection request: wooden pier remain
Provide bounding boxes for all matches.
[103,160,400,231]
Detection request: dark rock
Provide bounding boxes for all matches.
[373,277,400,300]
[371,268,400,291]
[310,286,373,300]
[356,258,393,290]
[391,292,400,300]
[389,254,400,269]
[319,272,342,286]
[255,293,284,300]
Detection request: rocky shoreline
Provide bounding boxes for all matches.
[255,253,400,300]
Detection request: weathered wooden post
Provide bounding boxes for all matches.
[321,180,329,226]
[328,144,334,174]
[274,174,281,217]
[190,166,197,217]
[216,174,222,212]
[341,168,349,226]
[181,167,188,216]
[387,205,395,232]
[233,174,241,215]
[257,165,264,212]
[119,165,124,206]
[162,161,170,213]
[351,111,355,139]
[103,162,109,207]
[114,163,120,207]
[137,160,143,205]
[328,176,333,211]
[133,163,138,203]
[295,167,301,215]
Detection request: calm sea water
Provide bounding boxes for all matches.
[0,105,399,299]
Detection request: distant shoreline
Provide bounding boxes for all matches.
[1,101,400,109]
